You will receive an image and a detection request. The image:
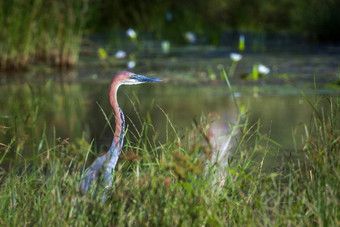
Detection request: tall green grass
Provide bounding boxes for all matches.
[0,0,87,70]
[0,79,339,225]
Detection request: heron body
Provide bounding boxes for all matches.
[191,112,240,188]
[205,114,240,187]
[80,72,162,197]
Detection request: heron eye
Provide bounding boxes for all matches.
[129,74,133,78]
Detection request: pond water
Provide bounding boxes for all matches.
[84,83,338,150]
[1,43,339,169]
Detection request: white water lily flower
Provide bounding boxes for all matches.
[161,41,170,54]
[184,31,196,43]
[115,50,127,59]
[230,53,242,62]
[234,92,241,98]
[126,28,137,39]
[127,60,136,69]
[258,64,270,74]
[166,12,173,21]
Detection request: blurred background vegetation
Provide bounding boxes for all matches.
[0,0,339,70]
[86,0,340,42]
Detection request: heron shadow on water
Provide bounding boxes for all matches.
[79,71,162,201]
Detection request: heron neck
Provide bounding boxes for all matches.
[108,80,125,154]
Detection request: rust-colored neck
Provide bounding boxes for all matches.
[108,78,124,147]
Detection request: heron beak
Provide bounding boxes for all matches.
[131,74,162,83]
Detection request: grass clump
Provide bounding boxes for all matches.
[0,0,87,70]
[0,86,339,225]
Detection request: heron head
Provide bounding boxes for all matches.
[114,71,162,85]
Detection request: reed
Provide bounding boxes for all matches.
[0,0,88,70]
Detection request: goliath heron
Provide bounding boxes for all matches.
[80,72,162,198]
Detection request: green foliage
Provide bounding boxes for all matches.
[86,0,340,42]
[252,64,259,80]
[0,0,88,70]
[292,0,340,42]
[97,48,108,61]
[239,35,245,51]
